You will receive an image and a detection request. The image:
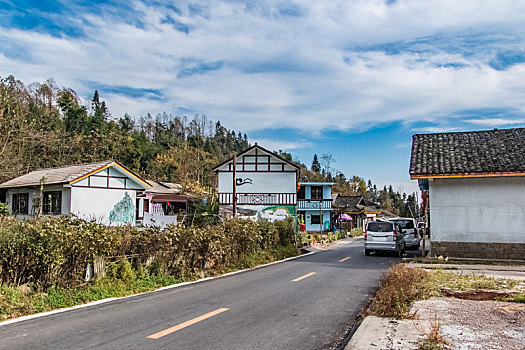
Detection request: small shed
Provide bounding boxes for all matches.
[410,127,525,259]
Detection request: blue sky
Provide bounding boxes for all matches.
[2,0,525,193]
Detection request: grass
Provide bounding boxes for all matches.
[366,264,522,319]
[0,274,184,320]
[0,245,300,321]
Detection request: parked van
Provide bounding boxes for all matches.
[364,220,406,256]
[389,218,420,249]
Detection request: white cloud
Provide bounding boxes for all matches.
[465,118,525,126]
[1,0,525,133]
[251,138,313,152]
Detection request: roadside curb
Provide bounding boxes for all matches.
[0,250,317,327]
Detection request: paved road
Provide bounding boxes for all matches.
[0,238,400,350]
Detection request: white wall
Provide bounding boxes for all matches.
[430,176,525,243]
[70,187,136,226]
[218,172,296,193]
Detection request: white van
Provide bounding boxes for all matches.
[389,218,420,249]
[364,221,406,256]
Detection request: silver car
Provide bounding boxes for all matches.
[364,221,406,256]
[389,218,420,249]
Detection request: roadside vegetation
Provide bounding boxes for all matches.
[366,264,523,319]
[0,216,299,320]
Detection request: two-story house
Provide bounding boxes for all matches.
[297,182,333,231]
[213,144,300,222]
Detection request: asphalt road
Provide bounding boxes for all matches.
[0,238,400,350]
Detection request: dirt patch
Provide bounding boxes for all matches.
[412,298,525,349]
[440,288,516,301]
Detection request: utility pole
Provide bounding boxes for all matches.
[319,198,323,241]
[232,155,237,217]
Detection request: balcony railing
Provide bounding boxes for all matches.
[297,199,332,210]
[219,193,296,205]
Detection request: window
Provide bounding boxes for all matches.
[143,199,150,213]
[12,193,29,215]
[391,220,414,229]
[366,222,393,232]
[297,186,305,200]
[311,186,323,200]
[43,191,62,215]
[311,215,321,225]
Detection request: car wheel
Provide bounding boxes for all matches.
[399,247,405,257]
[365,249,371,256]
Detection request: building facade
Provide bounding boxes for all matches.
[410,127,525,259]
[297,182,333,231]
[213,144,300,222]
[0,160,151,226]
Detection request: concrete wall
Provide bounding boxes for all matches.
[430,176,525,259]
[429,176,525,244]
[70,187,136,226]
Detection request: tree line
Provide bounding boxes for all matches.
[0,75,248,190]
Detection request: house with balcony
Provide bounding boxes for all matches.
[213,144,300,222]
[297,182,333,231]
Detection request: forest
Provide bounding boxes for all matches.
[0,75,417,217]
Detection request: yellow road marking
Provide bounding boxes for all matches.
[339,257,351,262]
[147,308,229,339]
[292,272,316,282]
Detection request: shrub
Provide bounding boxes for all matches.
[349,227,363,237]
[0,203,8,215]
[0,215,300,288]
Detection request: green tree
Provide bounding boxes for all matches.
[311,154,321,173]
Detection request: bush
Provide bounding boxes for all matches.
[0,215,300,288]
[0,203,8,215]
[349,227,363,237]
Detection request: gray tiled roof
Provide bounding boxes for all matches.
[146,181,182,194]
[410,127,525,177]
[0,160,114,188]
[333,195,364,212]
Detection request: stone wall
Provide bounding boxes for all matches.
[432,241,525,260]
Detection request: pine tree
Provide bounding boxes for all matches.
[311,154,321,173]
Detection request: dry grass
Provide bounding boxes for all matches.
[366,264,430,319]
[366,264,521,320]
[415,314,451,350]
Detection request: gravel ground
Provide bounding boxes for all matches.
[412,298,525,350]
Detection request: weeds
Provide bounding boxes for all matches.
[415,314,451,350]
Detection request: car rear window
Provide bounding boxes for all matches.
[367,222,393,232]
[392,220,414,229]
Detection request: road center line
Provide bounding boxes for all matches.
[147,308,229,339]
[292,272,316,282]
[339,257,351,262]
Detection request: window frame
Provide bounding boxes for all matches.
[311,186,323,200]
[12,193,29,215]
[43,191,62,215]
[311,215,321,225]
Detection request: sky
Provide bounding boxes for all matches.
[2,0,525,195]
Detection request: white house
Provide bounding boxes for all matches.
[410,127,525,259]
[0,160,151,226]
[213,144,300,222]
